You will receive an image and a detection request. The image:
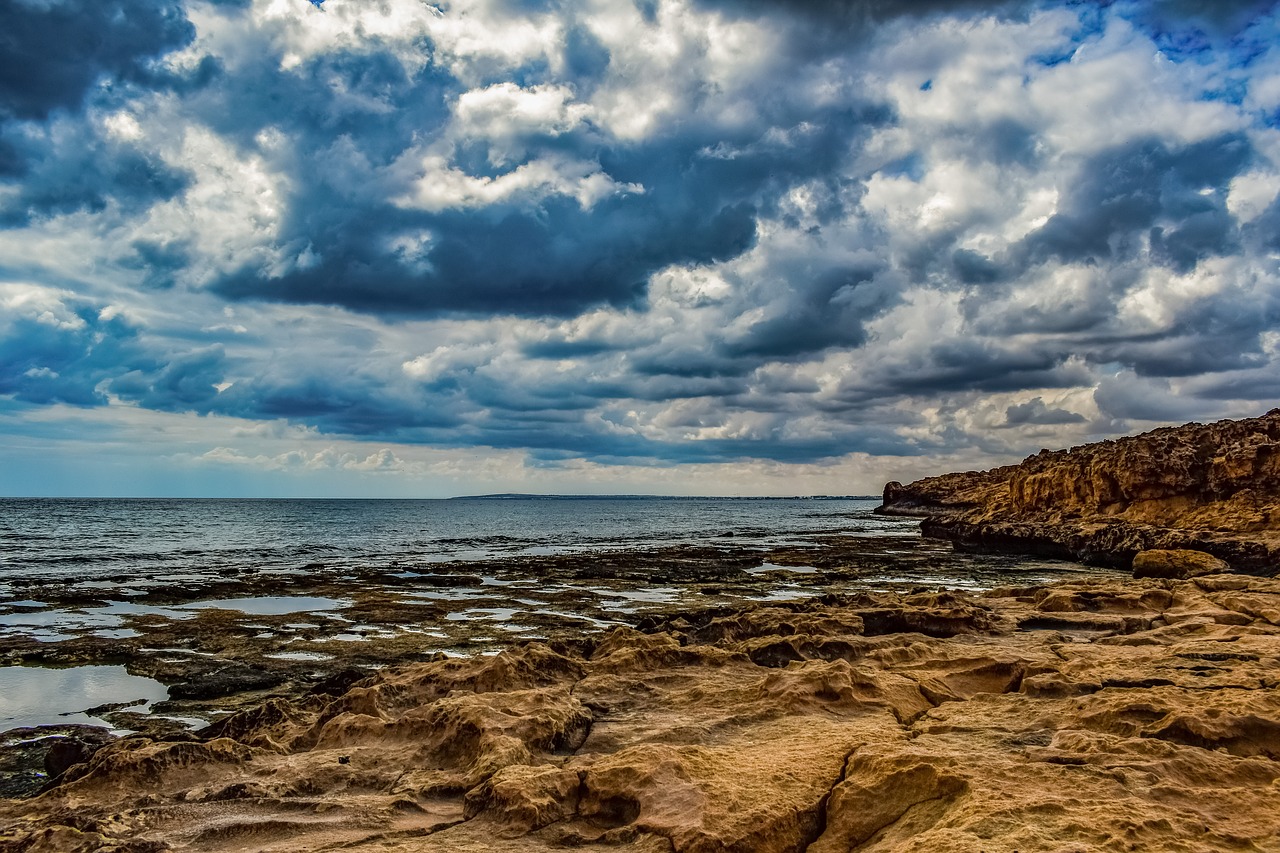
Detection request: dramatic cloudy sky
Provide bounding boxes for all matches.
[2,0,1279,496]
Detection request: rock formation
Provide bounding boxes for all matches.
[2,575,1279,852]
[878,410,1280,573]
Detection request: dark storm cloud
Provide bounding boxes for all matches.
[1187,368,1280,402]
[830,339,1093,410]
[690,0,1032,29]
[201,66,883,315]
[1093,372,1225,423]
[718,265,899,359]
[1122,0,1278,39]
[0,125,190,225]
[1018,133,1251,271]
[0,295,226,409]
[214,373,464,436]
[1004,397,1085,426]
[0,0,215,221]
[0,0,194,122]
[1101,303,1278,377]
[111,345,228,409]
[951,249,1004,285]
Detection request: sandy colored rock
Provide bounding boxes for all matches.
[3,577,1280,851]
[879,410,1280,572]
[1133,548,1231,579]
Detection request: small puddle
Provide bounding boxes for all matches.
[534,609,619,628]
[0,665,168,732]
[597,588,681,603]
[445,607,521,622]
[263,651,335,662]
[745,563,819,575]
[402,589,485,602]
[178,597,351,616]
[743,588,820,602]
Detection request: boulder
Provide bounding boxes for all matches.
[1133,549,1231,579]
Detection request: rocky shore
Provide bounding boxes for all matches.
[6,415,1280,852]
[0,529,1102,798]
[2,571,1279,852]
[878,410,1280,573]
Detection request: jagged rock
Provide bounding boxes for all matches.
[1133,548,1231,579]
[462,764,581,833]
[878,410,1280,573]
[3,577,1280,851]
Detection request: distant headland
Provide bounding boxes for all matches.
[878,409,1280,576]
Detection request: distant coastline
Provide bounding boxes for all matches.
[450,493,878,501]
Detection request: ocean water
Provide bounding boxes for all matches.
[0,496,895,585]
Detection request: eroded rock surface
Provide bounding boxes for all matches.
[3,575,1279,852]
[878,410,1280,573]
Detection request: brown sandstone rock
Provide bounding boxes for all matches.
[462,764,581,833]
[878,410,1280,573]
[3,577,1280,852]
[1133,548,1231,579]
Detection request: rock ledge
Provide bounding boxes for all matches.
[877,410,1280,573]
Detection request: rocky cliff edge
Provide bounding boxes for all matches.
[877,410,1280,573]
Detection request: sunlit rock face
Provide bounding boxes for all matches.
[878,410,1280,574]
[3,575,1280,851]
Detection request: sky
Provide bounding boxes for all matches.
[1,0,1279,498]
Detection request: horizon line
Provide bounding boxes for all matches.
[0,493,883,501]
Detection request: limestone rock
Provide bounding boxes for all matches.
[878,410,1280,573]
[3,577,1280,851]
[1133,548,1231,579]
[462,764,581,833]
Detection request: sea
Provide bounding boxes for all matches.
[0,497,1113,734]
[0,496,897,583]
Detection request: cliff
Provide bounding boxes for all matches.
[3,575,1280,852]
[878,410,1280,573]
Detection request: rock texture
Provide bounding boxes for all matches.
[878,410,1280,573]
[3,575,1280,852]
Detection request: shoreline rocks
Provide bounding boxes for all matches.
[2,574,1279,851]
[878,410,1280,574]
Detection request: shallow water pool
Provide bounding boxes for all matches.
[0,665,168,732]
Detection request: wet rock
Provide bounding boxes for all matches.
[307,667,371,697]
[0,726,115,798]
[462,763,580,832]
[168,665,285,700]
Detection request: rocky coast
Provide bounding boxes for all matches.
[878,410,1280,573]
[2,572,1279,852]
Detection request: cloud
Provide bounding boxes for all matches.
[3,0,1280,492]
[1016,133,1252,272]
[1004,396,1086,426]
[0,0,194,122]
